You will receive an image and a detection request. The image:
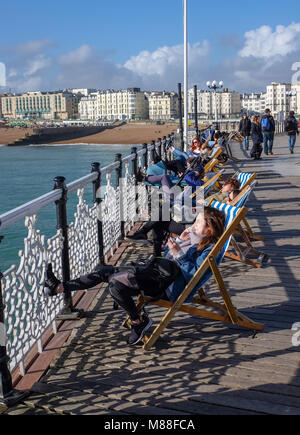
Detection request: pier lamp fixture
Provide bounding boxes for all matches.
[206,80,224,130]
[286,90,297,115]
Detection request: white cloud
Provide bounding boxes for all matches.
[59,44,94,65]
[239,23,300,58]
[124,41,209,77]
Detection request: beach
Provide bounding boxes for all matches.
[0,122,185,146]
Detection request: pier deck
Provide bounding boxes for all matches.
[6,134,300,415]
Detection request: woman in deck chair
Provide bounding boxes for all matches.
[44,207,225,346]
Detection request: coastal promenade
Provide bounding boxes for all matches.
[4,134,300,415]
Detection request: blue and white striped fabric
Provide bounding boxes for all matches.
[234,181,257,208]
[210,201,240,264]
[236,171,255,189]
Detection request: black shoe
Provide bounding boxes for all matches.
[44,263,61,297]
[136,168,146,183]
[291,149,294,154]
[127,313,153,346]
[125,231,151,244]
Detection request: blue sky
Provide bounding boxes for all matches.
[1,0,299,93]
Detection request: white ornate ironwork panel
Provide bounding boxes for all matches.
[68,188,99,278]
[2,214,64,372]
[101,173,121,256]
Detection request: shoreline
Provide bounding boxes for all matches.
[0,122,184,146]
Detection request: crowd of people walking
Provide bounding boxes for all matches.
[239,108,299,158]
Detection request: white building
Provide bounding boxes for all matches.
[97,88,149,121]
[241,93,264,114]
[148,91,179,120]
[265,82,291,117]
[78,92,98,120]
[71,88,97,97]
[291,83,300,115]
[188,88,241,119]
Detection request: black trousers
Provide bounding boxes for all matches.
[63,265,163,321]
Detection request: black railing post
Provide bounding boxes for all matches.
[0,237,29,410]
[178,83,184,151]
[162,136,167,160]
[91,162,105,267]
[131,147,138,180]
[194,85,199,137]
[150,140,155,163]
[157,138,162,159]
[142,143,148,170]
[114,154,125,239]
[53,176,83,320]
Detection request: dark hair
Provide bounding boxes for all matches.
[223,177,240,190]
[197,206,225,251]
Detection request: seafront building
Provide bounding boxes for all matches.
[78,88,149,121]
[1,91,80,120]
[78,92,98,120]
[241,93,266,115]
[147,91,179,121]
[188,88,242,120]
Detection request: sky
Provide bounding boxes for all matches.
[0,0,299,94]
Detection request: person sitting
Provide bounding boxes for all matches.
[225,189,241,205]
[44,206,225,346]
[200,177,241,204]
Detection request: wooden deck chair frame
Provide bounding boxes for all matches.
[123,204,264,351]
[189,169,225,201]
[232,174,263,241]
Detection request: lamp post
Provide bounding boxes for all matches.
[206,80,223,130]
[286,90,297,116]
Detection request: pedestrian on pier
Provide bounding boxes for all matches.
[250,115,263,160]
[261,108,275,155]
[284,111,299,154]
[238,113,251,151]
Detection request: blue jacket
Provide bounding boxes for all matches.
[165,243,214,302]
[184,168,204,188]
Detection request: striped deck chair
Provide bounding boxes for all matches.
[189,169,225,201]
[231,176,263,242]
[123,202,264,350]
[233,170,257,189]
[224,182,269,268]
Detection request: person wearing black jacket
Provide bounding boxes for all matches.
[250,115,263,160]
[284,111,299,154]
[261,108,275,155]
[239,113,251,150]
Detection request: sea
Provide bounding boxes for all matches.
[0,143,141,273]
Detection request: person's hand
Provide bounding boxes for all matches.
[178,172,183,177]
[169,146,175,152]
[179,229,191,241]
[167,237,181,254]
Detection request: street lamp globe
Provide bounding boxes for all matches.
[212,80,217,87]
[206,81,211,87]
[219,81,224,87]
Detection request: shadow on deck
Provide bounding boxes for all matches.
[5,135,300,415]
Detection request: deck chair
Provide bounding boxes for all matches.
[231,173,263,241]
[123,202,264,350]
[221,182,269,268]
[233,170,257,189]
[189,169,225,201]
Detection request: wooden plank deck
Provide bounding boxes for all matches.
[5,134,300,415]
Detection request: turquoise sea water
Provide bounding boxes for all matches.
[0,143,139,272]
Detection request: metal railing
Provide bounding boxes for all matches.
[0,134,174,406]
